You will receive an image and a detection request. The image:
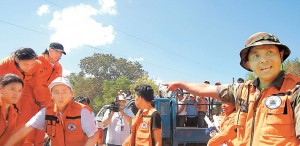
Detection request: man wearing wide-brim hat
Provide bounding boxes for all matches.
[164,32,300,146]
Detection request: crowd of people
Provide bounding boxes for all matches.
[1,31,300,146]
[0,43,162,146]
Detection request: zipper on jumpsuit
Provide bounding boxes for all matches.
[58,113,67,146]
[250,89,265,146]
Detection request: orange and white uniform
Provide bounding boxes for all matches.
[26,100,98,146]
[218,72,300,146]
[126,108,161,146]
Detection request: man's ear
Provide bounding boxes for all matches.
[279,50,284,62]
[14,57,19,63]
[246,61,251,70]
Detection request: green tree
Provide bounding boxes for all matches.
[130,76,159,96]
[92,76,131,111]
[79,53,147,82]
[283,58,300,77]
[246,72,256,81]
[67,72,101,99]
[67,53,149,112]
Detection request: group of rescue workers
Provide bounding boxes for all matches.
[0,42,162,146]
[1,31,300,146]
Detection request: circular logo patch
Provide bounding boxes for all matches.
[265,96,282,109]
[141,122,148,129]
[67,123,77,131]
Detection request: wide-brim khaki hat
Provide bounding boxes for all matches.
[240,32,290,71]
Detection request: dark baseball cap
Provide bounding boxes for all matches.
[49,42,66,55]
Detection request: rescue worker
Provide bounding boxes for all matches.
[35,42,65,107]
[4,77,99,146]
[24,42,65,146]
[0,74,24,145]
[207,102,237,146]
[0,48,42,143]
[123,84,162,146]
[0,48,40,78]
[164,32,300,145]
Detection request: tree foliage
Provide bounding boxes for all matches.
[283,58,300,77]
[94,76,131,110]
[67,53,149,112]
[79,53,147,82]
[130,75,159,95]
[67,72,101,99]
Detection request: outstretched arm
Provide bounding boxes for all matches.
[164,82,220,100]
[4,124,35,146]
[84,131,99,146]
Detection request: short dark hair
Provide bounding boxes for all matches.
[134,84,154,102]
[78,96,91,105]
[14,48,37,60]
[237,78,245,83]
[0,74,24,87]
[42,49,49,55]
[0,74,23,113]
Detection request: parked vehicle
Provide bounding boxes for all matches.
[95,93,211,146]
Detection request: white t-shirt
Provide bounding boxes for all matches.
[178,100,187,115]
[26,107,98,137]
[103,108,134,145]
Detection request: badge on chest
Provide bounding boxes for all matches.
[265,95,282,109]
[141,122,148,129]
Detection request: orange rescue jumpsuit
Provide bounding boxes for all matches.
[218,72,300,146]
[0,99,22,145]
[124,108,157,146]
[45,101,92,146]
[0,56,43,146]
[207,111,237,146]
[23,54,63,146]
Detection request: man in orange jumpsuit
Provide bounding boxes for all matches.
[0,48,42,146]
[0,74,24,145]
[164,32,300,145]
[23,42,65,146]
[5,77,99,146]
[207,102,237,146]
[123,84,162,146]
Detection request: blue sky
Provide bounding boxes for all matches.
[1,0,300,86]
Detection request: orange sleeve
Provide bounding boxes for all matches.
[207,124,237,146]
[31,60,52,106]
[208,113,237,146]
[32,57,62,106]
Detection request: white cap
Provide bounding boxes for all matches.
[48,77,73,91]
[189,94,195,97]
[118,94,126,101]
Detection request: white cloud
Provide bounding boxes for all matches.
[62,69,72,77]
[37,5,49,16]
[151,77,166,91]
[128,57,144,62]
[49,4,115,53]
[98,0,117,15]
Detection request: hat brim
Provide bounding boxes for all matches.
[240,41,290,71]
[53,49,66,55]
[48,82,73,91]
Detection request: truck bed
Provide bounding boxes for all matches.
[175,127,209,144]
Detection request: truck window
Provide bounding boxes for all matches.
[160,101,168,115]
